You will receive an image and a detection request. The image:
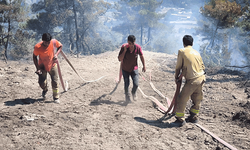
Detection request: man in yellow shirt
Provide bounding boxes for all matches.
[173,35,206,127]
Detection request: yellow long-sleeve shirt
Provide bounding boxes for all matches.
[175,46,205,80]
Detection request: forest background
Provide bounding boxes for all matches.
[0,0,250,69]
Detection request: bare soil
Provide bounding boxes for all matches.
[0,50,249,150]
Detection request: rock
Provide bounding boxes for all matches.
[20,114,45,121]
[187,134,197,141]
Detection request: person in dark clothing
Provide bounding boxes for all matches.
[118,35,146,101]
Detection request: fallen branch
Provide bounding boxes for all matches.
[225,65,250,68]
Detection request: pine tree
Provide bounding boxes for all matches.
[113,0,166,46]
[0,0,30,61]
[201,0,242,48]
[26,0,112,56]
[235,0,250,67]
[198,0,243,66]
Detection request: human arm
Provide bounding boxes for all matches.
[175,69,182,84]
[201,57,205,73]
[118,44,128,62]
[140,55,146,72]
[175,50,183,84]
[53,40,63,60]
[33,54,42,75]
[54,45,62,60]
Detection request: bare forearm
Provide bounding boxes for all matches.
[33,54,39,70]
[54,46,62,57]
[118,52,125,61]
[140,55,146,72]
[140,55,145,67]
[118,47,127,61]
[58,46,62,51]
[57,46,62,53]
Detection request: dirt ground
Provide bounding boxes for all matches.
[0,50,250,150]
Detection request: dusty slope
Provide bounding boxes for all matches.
[0,50,250,150]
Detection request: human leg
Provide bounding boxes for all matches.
[187,81,205,123]
[49,64,59,102]
[175,82,196,122]
[122,69,130,101]
[131,69,139,100]
[38,68,48,98]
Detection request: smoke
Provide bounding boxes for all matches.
[156,1,248,68]
[99,0,248,69]
[154,3,204,54]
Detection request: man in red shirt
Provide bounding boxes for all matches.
[118,35,146,101]
[33,33,62,103]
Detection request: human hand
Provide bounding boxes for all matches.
[123,43,128,52]
[175,79,179,84]
[175,78,182,84]
[35,69,42,75]
[53,55,58,60]
[142,66,146,72]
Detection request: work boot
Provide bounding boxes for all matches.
[171,117,186,127]
[54,98,60,104]
[132,93,137,101]
[42,89,48,99]
[125,93,131,102]
[186,112,198,123]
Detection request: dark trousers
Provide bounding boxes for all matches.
[122,69,139,95]
[38,64,59,99]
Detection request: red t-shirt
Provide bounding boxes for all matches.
[118,43,143,72]
[33,39,62,72]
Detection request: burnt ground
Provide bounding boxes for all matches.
[0,50,250,150]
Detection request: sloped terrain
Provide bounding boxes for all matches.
[0,50,249,150]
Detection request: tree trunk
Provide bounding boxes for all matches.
[83,41,90,55]
[2,47,7,63]
[211,21,219,49]
[69,33,74,53]
[147,27,151,45]
[73,0,80,57]
[4,19,11,60]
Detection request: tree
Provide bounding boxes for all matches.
[27,0,73,39]
[198,0,243,66]
[113,0,166,46]
[0,0,30,61]
[27,0,112,56]
[136,0,165,46]
[112,1,138,44]
[73,0,112,55]
[201,0,242,48]
[236,0,250,36]
[10,29,36,60]
[235,0,250,67]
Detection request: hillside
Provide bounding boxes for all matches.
[0,50,250,150]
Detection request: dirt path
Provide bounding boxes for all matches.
[0,50,249,150]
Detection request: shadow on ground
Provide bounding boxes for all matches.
[90,94,131,106]
[4,97,44,106]
[134,114,182,128]
[90,83,132,106]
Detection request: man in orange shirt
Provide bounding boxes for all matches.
[33,33,63,103]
